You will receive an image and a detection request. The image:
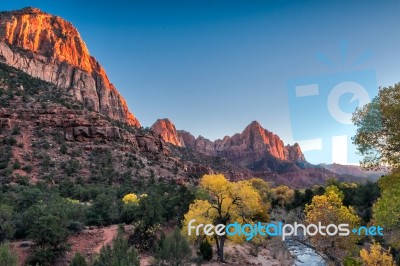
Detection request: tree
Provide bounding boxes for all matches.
[372,173,400,248]
[93,225,140,266]
[29,214,68,249]
[182,174,263,262]
[305,186,360,261]
[27,214,69,265]
[0,204,15,243]
[86,193,119,226]
[153,227,192,266]
[271,185,294,208]
[122,193,139,205]
[360,242,395,266]
[352,83,400,169]
[0,243,17,266]
[70,252,88,266]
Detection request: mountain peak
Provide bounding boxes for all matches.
[250,120,261,125]
[245,120,269,134]
[0,8,91,72]
[151,118,306,170]
[19,7,45,14]
[0,7,140,127]
[151,119,184,147]
[248,120,262,129]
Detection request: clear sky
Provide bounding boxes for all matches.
[2,0,400,164]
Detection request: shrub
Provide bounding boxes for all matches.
[93,225,139,266]
[153,227,192,266]
[129,221,160,251]
[12,160,20,170]
[27,248,56,266]
[70,252,88,266]
[0,243,18,266]
[343,256,362,266]
[29,215,68,248]
[3,137,16,146]
[86,193,119,226]
[198,240,213,261]
[60,144,68,154]
[11,127,20,135]
[0,204,15,242]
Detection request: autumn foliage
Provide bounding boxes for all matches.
[305,185,360,260]
[360,242,395,266]
[182,174,269,261]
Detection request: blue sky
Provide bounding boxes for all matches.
[2,1,400,164]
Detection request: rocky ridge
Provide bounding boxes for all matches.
[152,119,306,171]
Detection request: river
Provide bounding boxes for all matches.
[284,237,327,266]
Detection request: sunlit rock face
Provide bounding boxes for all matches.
[151,119,185,147]
[154,119,306,169]
[0,7,140,127]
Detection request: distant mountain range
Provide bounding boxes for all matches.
[319,163,387,181]
[151,119,378,186]
[0,7,379,189]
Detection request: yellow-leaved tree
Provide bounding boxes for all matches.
[271,185,294,207]
[360,242,395,266]
[122,193,139,205]
[182,174,267,262]
[305,185,360,261]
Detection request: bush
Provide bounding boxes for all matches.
[121,204,138,224]
[86,193,119,226]
[129,221,160,252]
[198,240,213,261]
[153,227,191,266]
[29,215,68,249]
[27,248,56,266]
[60,144,68,154]
[11,127,20,135]
[93,225,139,266]
[0,205,15,242]
[12,160,20,170]
[0,243,18,266]
[70,252,88,266]
[3,137,16,146]
[343,256,362,266]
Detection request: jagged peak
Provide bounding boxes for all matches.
[154,118,173,125]
[243,120,268,137]
[20,7,45,14]
[151,118,183,146]
[248,120,262,128]
[0,7,46,15]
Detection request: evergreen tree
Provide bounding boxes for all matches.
[154,227,192,266]
[70,252,88,266]
[93,225,140,266]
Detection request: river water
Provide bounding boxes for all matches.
[284,237,327,266]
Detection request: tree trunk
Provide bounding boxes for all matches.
[216,235,226,262]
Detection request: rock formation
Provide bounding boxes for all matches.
[0,7,140,126]
[151,119,185,147]
[153,119,306,170]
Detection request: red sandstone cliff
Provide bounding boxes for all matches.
[0,7,140,126]
[153,119,306,169]
[151,119,185,147]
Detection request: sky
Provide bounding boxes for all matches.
[2,0,400,164]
